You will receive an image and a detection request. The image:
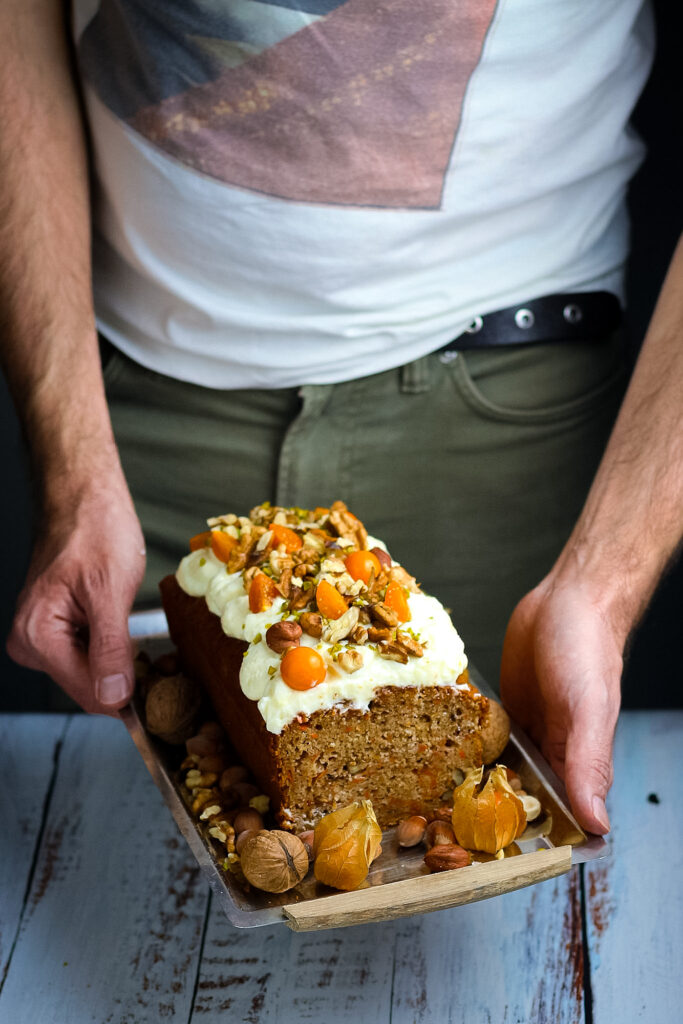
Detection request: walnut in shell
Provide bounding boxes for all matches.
[239,830,309,893]
[144,673,202,745]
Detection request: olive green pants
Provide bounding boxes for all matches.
[105,333,626,687]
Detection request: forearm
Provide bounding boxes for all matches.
[553,234,683,639]
[0,0,121,511]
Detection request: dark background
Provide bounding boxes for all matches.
[1,0,681,711]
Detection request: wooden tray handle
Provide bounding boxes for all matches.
[283,845,572,932]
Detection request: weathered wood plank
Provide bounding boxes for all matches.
[0,715,210,1024]
[190,906,395,1022]
[390,868,584,1024]
[586,710,683,1024]
[0,713,68,987]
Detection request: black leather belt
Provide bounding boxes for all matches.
[438,291,622,353]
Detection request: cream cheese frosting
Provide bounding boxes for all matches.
[176,530,468,735]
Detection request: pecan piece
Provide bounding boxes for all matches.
[367,626,394,643]
[227,550,248,574]
[389,565,421,594]
[289,586,312,610]
[396,632,425,657]
[377,640,409,664]
[299,612,323,638]
[349,625,369,644]
[370,602,400,628]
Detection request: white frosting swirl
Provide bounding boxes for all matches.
[176,537,468,734]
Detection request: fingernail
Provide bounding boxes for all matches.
[592,796,610,833]
[96,673,130,706]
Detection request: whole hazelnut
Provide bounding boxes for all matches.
[298,830,315,862]
[266,620,302,653]
[240,830,310,893]
[425,820,456,849]
[233,808,264,835]
[236,829,258,855]
[396,815,427,847]
[427,806,453,824]
[199,721,225,741]
[197,754,227,774]
[219,765,249,791]
[152,652,180,676]
[370,546,392,571]
[186,733,221,757]
[424,844,472,873]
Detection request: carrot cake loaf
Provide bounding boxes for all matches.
[160,501,489,830]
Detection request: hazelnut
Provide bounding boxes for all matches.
[152,652,180,676]
[427,806,453,824]
[219,765,250,790]
[370,546,392,571]
[233,808,264,835]
[235,829,258,855]
[199,721,225,741]
[240,830,310,893]
[299,612,323,638]
[197,754,227,774]
[265,620,302,654]
[223,781,260,808]
[298,830,315,862]
[424,844,472,873]
[396,815,427,847]
[186,733,222,757]
[481,700,511,763]
[425,820,456,849]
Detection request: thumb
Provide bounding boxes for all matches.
[88,599,135,710]
[563,698,617,835]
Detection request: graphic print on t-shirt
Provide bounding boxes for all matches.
[79,0,498,209]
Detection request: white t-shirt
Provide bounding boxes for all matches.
[74,0,654,388]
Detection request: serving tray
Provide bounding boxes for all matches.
[123,610,606,931]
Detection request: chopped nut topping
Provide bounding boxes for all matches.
[370,602,400,628]
[377,640,409,664]
[299,612,323,637]
[396,632,425,657]
[349,624,369,644]
[322,606,360,643]
[367,626,394,643]
[337,649,364,674]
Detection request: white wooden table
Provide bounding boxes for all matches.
[1,711,681,1023]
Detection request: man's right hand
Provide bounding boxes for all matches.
[7,484,146,715]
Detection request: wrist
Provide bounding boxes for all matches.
[549,538,660,649]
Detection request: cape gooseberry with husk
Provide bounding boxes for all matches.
[451,765,527,854]
[313,800,383,891]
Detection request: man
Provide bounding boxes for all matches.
[1,0,681,840]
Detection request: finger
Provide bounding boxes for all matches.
[86,591,135,711]
[7,602,104,715]
[562,695,618,835]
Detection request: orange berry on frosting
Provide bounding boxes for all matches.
[384,581,411,623]
[211,531,238,563]
[344,550,382,584]
[281,647,327,690]
[315,580,348,620]
[269,523,302,552]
